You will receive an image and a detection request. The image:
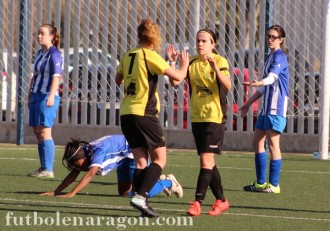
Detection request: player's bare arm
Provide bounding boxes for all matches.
[39,168,81,196]
[56,166,100,198]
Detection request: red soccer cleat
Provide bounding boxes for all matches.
[208,199,230,216]
[187,201,202,216]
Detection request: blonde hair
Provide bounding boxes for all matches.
[137,18,163,52]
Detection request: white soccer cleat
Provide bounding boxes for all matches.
[166,174,183,198]
[28,168,54,178]
[28,167,43,177]
[159,174,166,181]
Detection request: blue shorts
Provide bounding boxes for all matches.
[255,114,287,133]
[116,158,135,183]
[29,93,60,127]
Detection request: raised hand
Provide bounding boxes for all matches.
[166,44,179,62]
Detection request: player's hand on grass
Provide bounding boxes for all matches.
[39,191,55,196]
[56,192,76,198]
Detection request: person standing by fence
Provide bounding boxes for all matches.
[240,24,289,194]
[115,18,189,217]
[28,23,62,178]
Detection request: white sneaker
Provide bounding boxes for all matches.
[28,167,43,177]
[167,174,183,198]
[28,168,54,178]
[159,174,166,181]
[159,174,171,196]
[163,188,172,197]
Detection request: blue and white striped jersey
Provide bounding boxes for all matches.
[31,46,63,95]
[85,135,133,176]
[261,49,289,117]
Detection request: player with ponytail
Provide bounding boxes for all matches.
[28,22,63,178]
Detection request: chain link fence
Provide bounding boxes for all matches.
[0,0,326,137]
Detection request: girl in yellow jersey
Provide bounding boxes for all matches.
[115,18,189,217]
[168,29,232,216]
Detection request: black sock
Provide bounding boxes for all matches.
[133,168,147,193]
[195,168,213,204]
[137,163,162,197]
[209,165,225,201]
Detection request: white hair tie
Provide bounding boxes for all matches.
[67,146,82,161]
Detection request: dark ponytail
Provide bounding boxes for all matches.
[62,138,91,170]
[41,22,60,49]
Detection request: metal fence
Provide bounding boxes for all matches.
[0,0,327,150]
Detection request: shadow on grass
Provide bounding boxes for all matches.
[11,191,123,198]
[150,197,330,214]
[231,204,330,214]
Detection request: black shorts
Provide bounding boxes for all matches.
[191,122,226,155]
[120,114,166,149]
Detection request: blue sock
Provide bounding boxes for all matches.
[269,159,282,186]
[255,152,268,184]
[43,139,55,172]
[147,179,172,198]
[127,191,135,197]
[38,143,44,169]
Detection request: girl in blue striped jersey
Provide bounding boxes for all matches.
[240,25,289,194]
[40,134,183,199]
[28,23,63,178]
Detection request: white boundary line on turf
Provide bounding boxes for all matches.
[0,157,37,161]
[0,148,34,150]
[225,212,330,222]
[0,197,330,222]
[1,157,330,174]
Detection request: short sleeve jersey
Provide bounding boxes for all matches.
[187,53,230,123]
[86,135,133,176]
[31,46,63,95]
[117,48,170,116]
[261,49,289,117]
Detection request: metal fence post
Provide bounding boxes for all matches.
[17,0,28,145]
[319,0,330,159]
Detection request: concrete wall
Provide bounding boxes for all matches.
[0,123,318,154]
